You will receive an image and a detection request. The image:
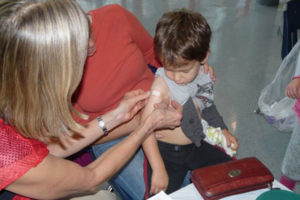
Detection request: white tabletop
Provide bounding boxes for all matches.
[148,180,290,200]
[168,180,290,200]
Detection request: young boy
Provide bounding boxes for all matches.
[142,9,239,196]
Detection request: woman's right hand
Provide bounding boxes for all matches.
[114,89,150,124]
[145,100,182,133]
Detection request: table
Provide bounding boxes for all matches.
[169,180,290,200]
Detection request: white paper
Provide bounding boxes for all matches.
[147,191,174,200]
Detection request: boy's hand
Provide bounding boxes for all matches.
[150,168,169,195]
[203,63,216,83]
[222,129,239,150]
[285,78,300,99]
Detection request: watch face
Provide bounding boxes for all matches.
[100,120,105,127]
[97,117,108,135]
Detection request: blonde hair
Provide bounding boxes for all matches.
[0,0,90,140]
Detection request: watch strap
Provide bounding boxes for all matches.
[97,116,109,135]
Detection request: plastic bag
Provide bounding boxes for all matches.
[258,40,300,132]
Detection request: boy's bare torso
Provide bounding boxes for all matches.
[155,127,192,145]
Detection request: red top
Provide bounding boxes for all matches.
[73,4,160,124]
[0,119,49,199]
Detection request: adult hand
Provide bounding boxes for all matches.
[201,51,216,82]
[147,100,182,133]
[203,63,216,83]
[285,78,300,99]
[114,89,150,124]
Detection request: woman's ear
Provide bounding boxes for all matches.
[200,50,210,65]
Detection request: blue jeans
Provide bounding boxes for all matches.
[92,137,191,200]
[92,137,145,200]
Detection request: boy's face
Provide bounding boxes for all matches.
[164,60,200,86]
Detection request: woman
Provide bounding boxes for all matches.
[0,0,182,199]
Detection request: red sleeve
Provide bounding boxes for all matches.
[0,121,49,191]
[118,5,161,67]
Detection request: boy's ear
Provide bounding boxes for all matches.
[200,50,210,65]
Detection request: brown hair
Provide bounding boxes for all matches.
[154,8,211,67]
[0,0,90,140]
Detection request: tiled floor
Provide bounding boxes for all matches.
[73,0,299,199]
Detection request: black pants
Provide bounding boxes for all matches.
[146,140,232,194]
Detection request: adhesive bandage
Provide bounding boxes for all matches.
[151,90,161,97]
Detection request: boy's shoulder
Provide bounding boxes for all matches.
[151,76,169,96]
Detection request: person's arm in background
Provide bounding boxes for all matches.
[286,75,300,99]
[142,77,174,195]
[6,100,182,200]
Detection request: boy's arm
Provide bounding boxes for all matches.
[142,77,170,194]
[201,104,227,130]
[202,105,238,150]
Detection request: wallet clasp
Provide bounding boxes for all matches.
[228,169,242,178]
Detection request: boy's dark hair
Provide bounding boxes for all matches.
[154,9,211,67]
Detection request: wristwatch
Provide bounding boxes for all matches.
[97,116,109,136]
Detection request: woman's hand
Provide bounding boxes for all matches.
[146,100,182,133]
[201,51,216,83]
[203,63,216,83]
[285,78,300,99]
[114,89,150,125]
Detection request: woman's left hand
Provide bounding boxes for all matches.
[201,51,216,83]
[203,63,216,83]
[114,89,150,124]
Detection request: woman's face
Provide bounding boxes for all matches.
[87,32,96,56]
[87,14,96,57]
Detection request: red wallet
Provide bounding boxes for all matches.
[191,157,274,200]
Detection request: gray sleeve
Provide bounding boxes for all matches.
[181,97,205,147]
[202,104,228,130]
